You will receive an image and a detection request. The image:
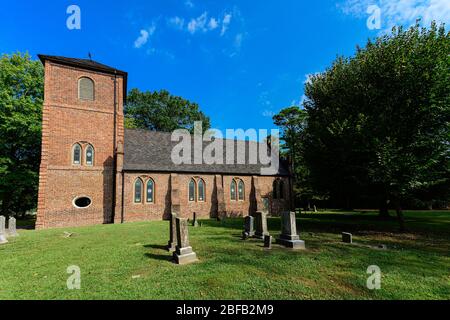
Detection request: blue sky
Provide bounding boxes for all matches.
[1,0,449,132]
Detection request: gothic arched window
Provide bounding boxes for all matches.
[198,179,205,202]
[134,178,143,203]
[189,179,196,202]
[146,179,154,203]
[72,143,81,165]
[238,179,245,201]
[230,179,237,201]
[85,144,94,166]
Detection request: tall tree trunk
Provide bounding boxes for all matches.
[305,201,311,212]
[344,195,352,211]
[1,196,9,218]
[395,202,406,232]
[379,198,390,219]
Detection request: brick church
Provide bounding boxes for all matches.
[36,55,292,229]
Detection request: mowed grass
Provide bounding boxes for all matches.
[0,211,449,300]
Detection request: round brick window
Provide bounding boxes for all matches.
[73,197,92,208]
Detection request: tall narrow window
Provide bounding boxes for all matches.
[273,180,278,199]
[279,180,285,200]
[78,77,94,101]
[134,178,143,203]
[238,179,245,201]
[230,180,237,201]
[198,179,205,202]
[85,144,94,166]
[146,179,154,203]
[189,179,196,202]
[72,144,81,165]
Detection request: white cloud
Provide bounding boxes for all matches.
[170,10,235,36]
[168,16,185,30]
[185,0,194,8]
[339,0,450,31]
[262,110,275,118]
[187,12,228,34]
[188,12,209,33]
[208,18,219,30]
[227,33,245,57]
[234,33,243,48]
[221,13,232,36]
[134,25,156,49]
[146,47,156,55]
[134,30,149,48]
[259,91,272,108]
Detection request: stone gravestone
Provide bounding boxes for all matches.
[0,216,8,244]
[173,218,198,265]
[243,216,255,238]
[167,213,178,252]
[254,211,269,239]
[342,232,352,244]
[276,211,305,250]
[192,212,199,227]
[8,217,19,237]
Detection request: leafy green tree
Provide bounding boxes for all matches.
[304,22,450,230]
[0,52,44,217]
[125,89,211,132]
[273,106,310,207]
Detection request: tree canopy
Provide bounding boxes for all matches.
[273,106,310,204]
[124,88,211,133]
[0,52,44,217]
[300,22,449,226]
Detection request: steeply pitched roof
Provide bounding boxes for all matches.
[123,129,290,176]
[38,54,128,102]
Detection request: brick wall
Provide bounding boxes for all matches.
[36,61,124,229]
[122,172,290,222]
[121,173,171,222]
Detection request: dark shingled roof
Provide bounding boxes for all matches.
[123,129,290,176]
[38,54,128,102]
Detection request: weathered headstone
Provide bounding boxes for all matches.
[192,212,199,227]
[342,232,352,244]
[276,211,305,250]
[244,216,255,237]
[264,235,272,249]
[167,213,178,252]
[7,217,19,237]
[173,218,198,265]
[0,216,8,244]
[254,211,269,239]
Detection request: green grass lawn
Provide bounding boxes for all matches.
[0,211,449,300]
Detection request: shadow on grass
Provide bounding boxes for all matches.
[143,243,174,262]
[198,212,450,255]
[144,244,168,251]
[201,211,449,236]
[144,252,173,262]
